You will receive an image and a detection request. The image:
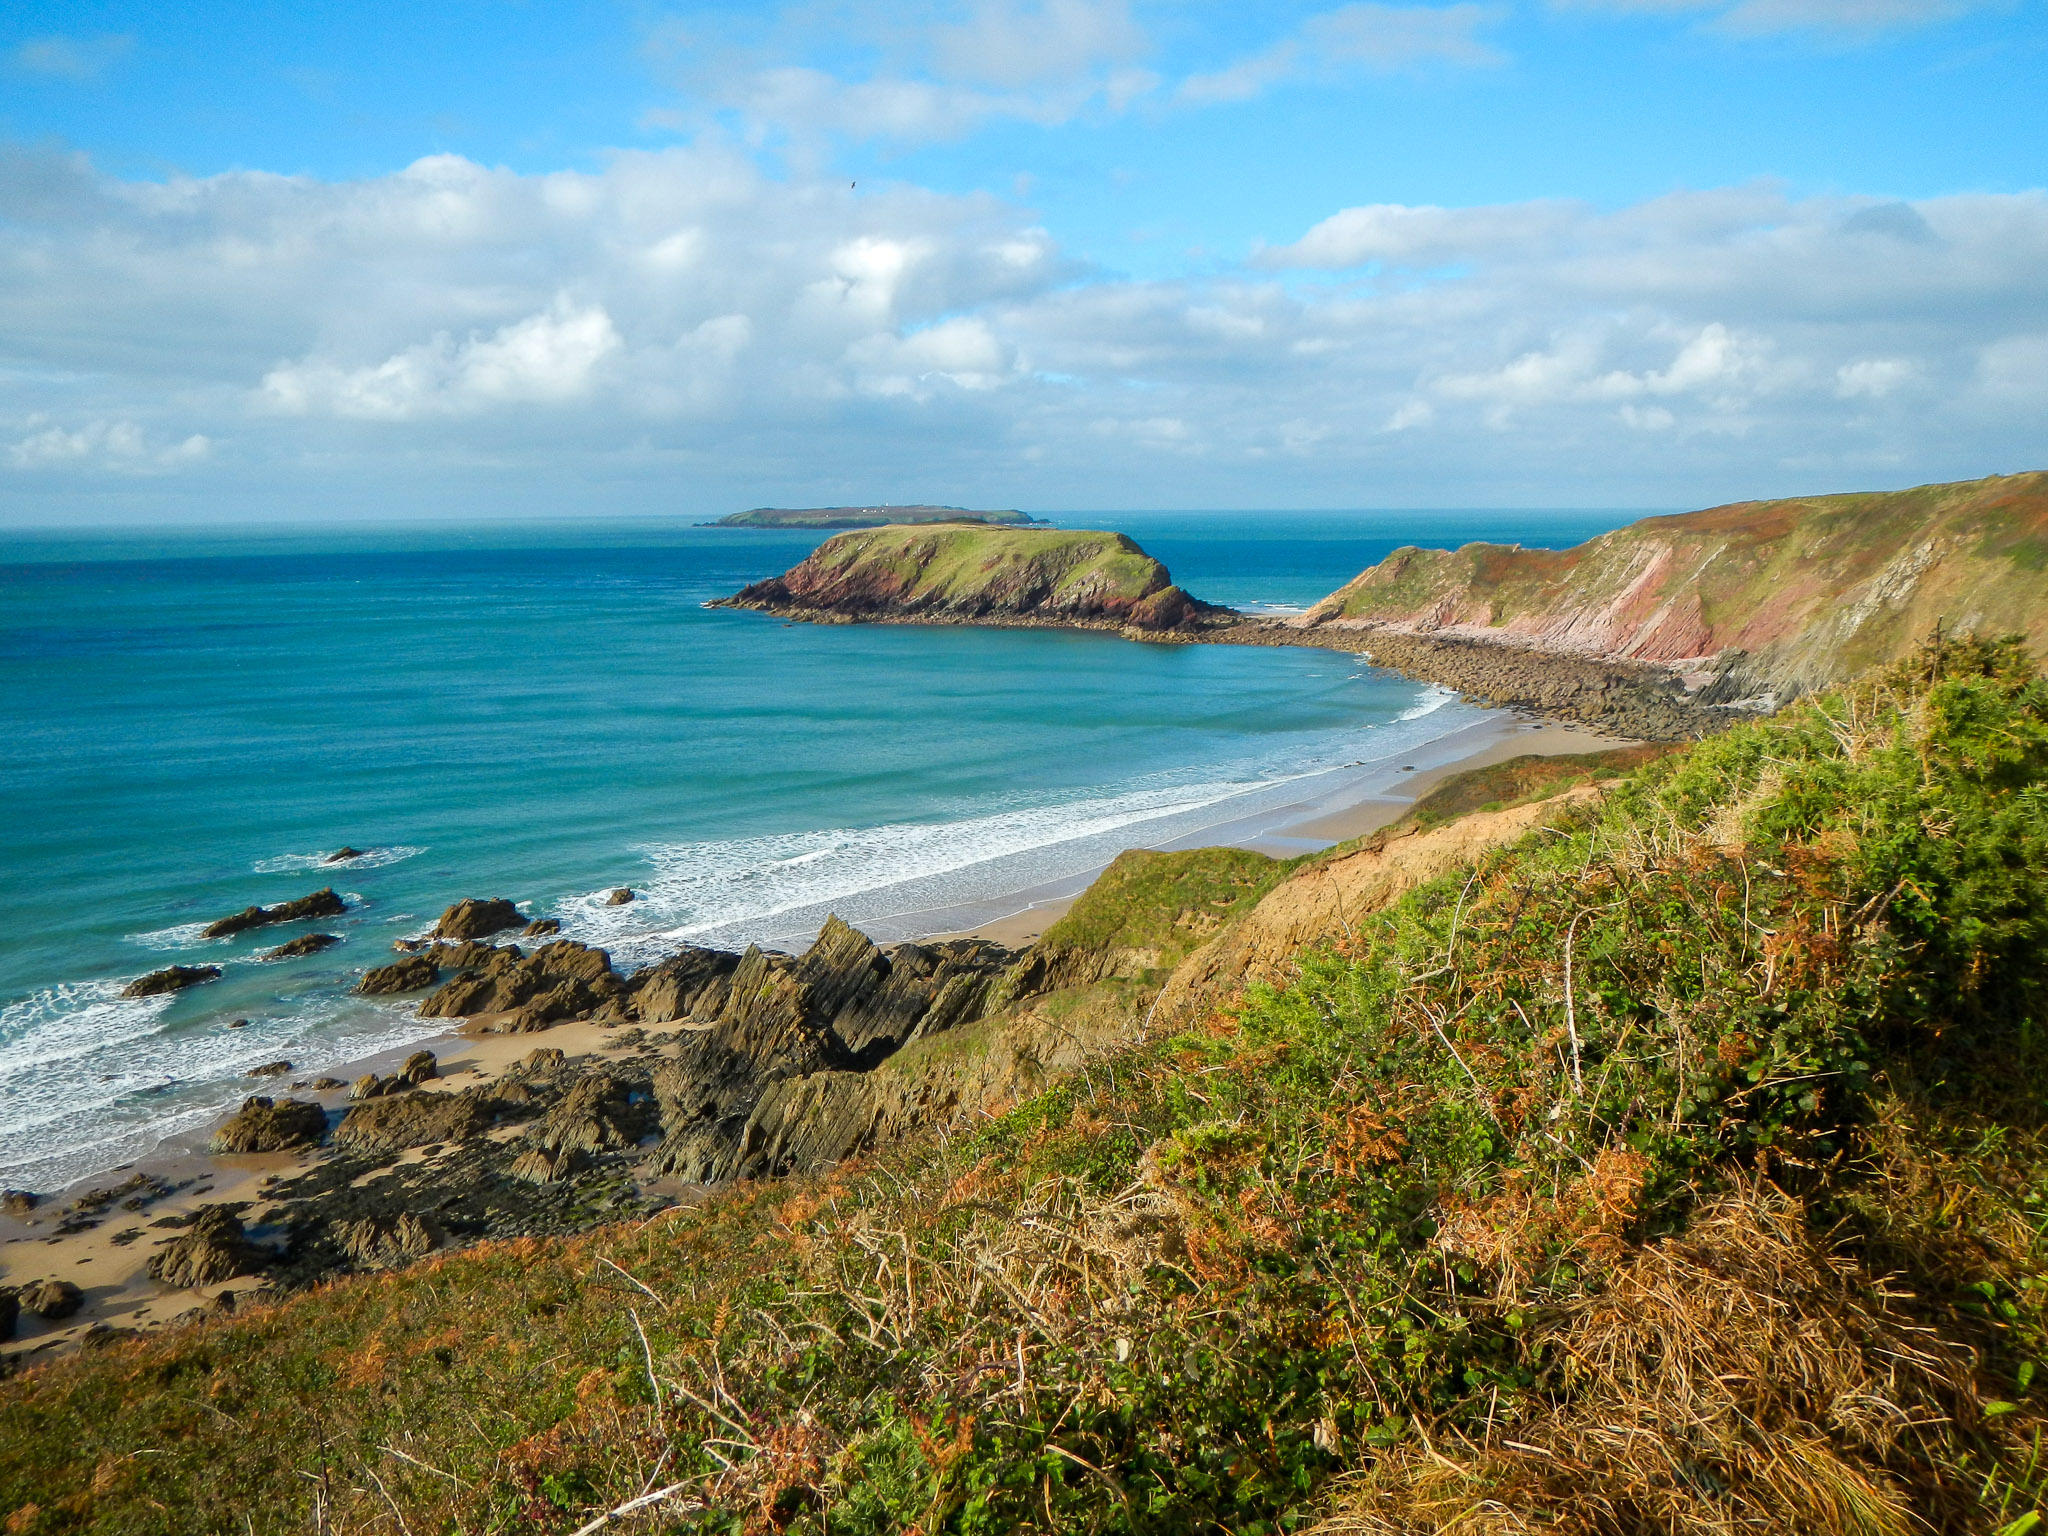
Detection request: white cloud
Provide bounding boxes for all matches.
[11,34,134,80]
[0,146,2044,513]
[1179,3,1502,105]
[7,419,210,473]
[262,301,623,420]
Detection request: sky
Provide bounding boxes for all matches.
[0,0,2043,522]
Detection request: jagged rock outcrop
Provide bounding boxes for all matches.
[415,940,624,1029]
[122,965,222,998]
[333,1086,500,1154]
[211,1097,328,1153]
[716,526,1229,634]
[333,1212,441,1269]
[640,917,1014,1181]
[431,898,523,941]
[201,888,347,940]
[147,1206,264,1289]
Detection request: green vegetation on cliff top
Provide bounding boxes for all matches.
[8,634,2048,1534]
[1310,471,2048,698]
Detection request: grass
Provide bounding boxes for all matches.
[6,634,2048,1535]
[1394,744,1674,831]
[803,528,1170,608]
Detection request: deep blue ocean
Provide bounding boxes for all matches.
[0,509,1639,1188]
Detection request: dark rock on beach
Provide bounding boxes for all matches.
[416,939,622,1029]
[333,1086,499,1155]
[200,887,347,940]
[211,1097,327,1154]
[265,932,340,960]
[357,952,439,995]
[0,1289,16,1342]
[122,965,222,999]
[431,897,524,941]
[147,1206,265,1289]
[2,1190,41,1218]
[19,1278,84,1320]
[333,1212,441,1270]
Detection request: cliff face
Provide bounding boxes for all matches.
[715,524,1218,632]
[1299,472,2048,704]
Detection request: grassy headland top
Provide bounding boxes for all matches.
[715,523,1217,631]
[1303,469,2048,704]
[706,506,1045,529]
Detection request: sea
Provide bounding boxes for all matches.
[0,508,1640,1191]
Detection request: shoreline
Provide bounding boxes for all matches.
[0,706,1633,1361]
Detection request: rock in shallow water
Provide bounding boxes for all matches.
[200,887,347,940]
[357,952,439,995]
[605,887,635,905]
[122,964,222,998]
[265,932,340,960]
[323,846,365,864]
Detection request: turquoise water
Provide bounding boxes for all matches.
[0,509,1639,1188]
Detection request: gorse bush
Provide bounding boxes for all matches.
[4,635,2048,1536]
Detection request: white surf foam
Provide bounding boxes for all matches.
[253,845,423,874]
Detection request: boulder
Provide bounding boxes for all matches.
[349,1073,409,1100]
[20,1278,84,1320]
[147,1206,264,1289]
[211,1097,327,1154]
[265,932,339,960]
[245,1060,292,1078]
[1,1190,40,1218]
[400,1050,439,1085]
[334,1087,497,1154]
[200,888,347,940]
[431,898,523,941]
[122,965,222,999]
[323,846,365,864]
[522,918,561,937]
[333,1212,441,1270]
[417,940,617,1021]
[605,887,635,905]
[358,953,439,995]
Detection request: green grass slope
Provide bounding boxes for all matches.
[7,637,2048,1535]
[718,526,1211,630]
[1305,472,2048,704]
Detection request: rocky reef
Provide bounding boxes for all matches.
[200,887,347,939]
[714,525,1226,634]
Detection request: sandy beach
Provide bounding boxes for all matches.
[0,709,1632,1358]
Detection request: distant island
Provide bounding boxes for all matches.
[706,505,1048,529]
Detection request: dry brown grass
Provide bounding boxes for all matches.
[1308,1184,1994,1536]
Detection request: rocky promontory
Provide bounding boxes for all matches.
[708,505,1047,529]
[713,525,1227,633]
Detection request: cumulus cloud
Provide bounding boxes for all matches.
[1179,4,1503,106]
[6,419,210,474]
[0,144,2043,511]
[262,300,624,419]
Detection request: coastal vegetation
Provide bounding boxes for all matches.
[717,473,2048,740]
[715,526,1214,632]
[6,632,2047,1534]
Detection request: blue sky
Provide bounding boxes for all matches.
[2,0,2044,519]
